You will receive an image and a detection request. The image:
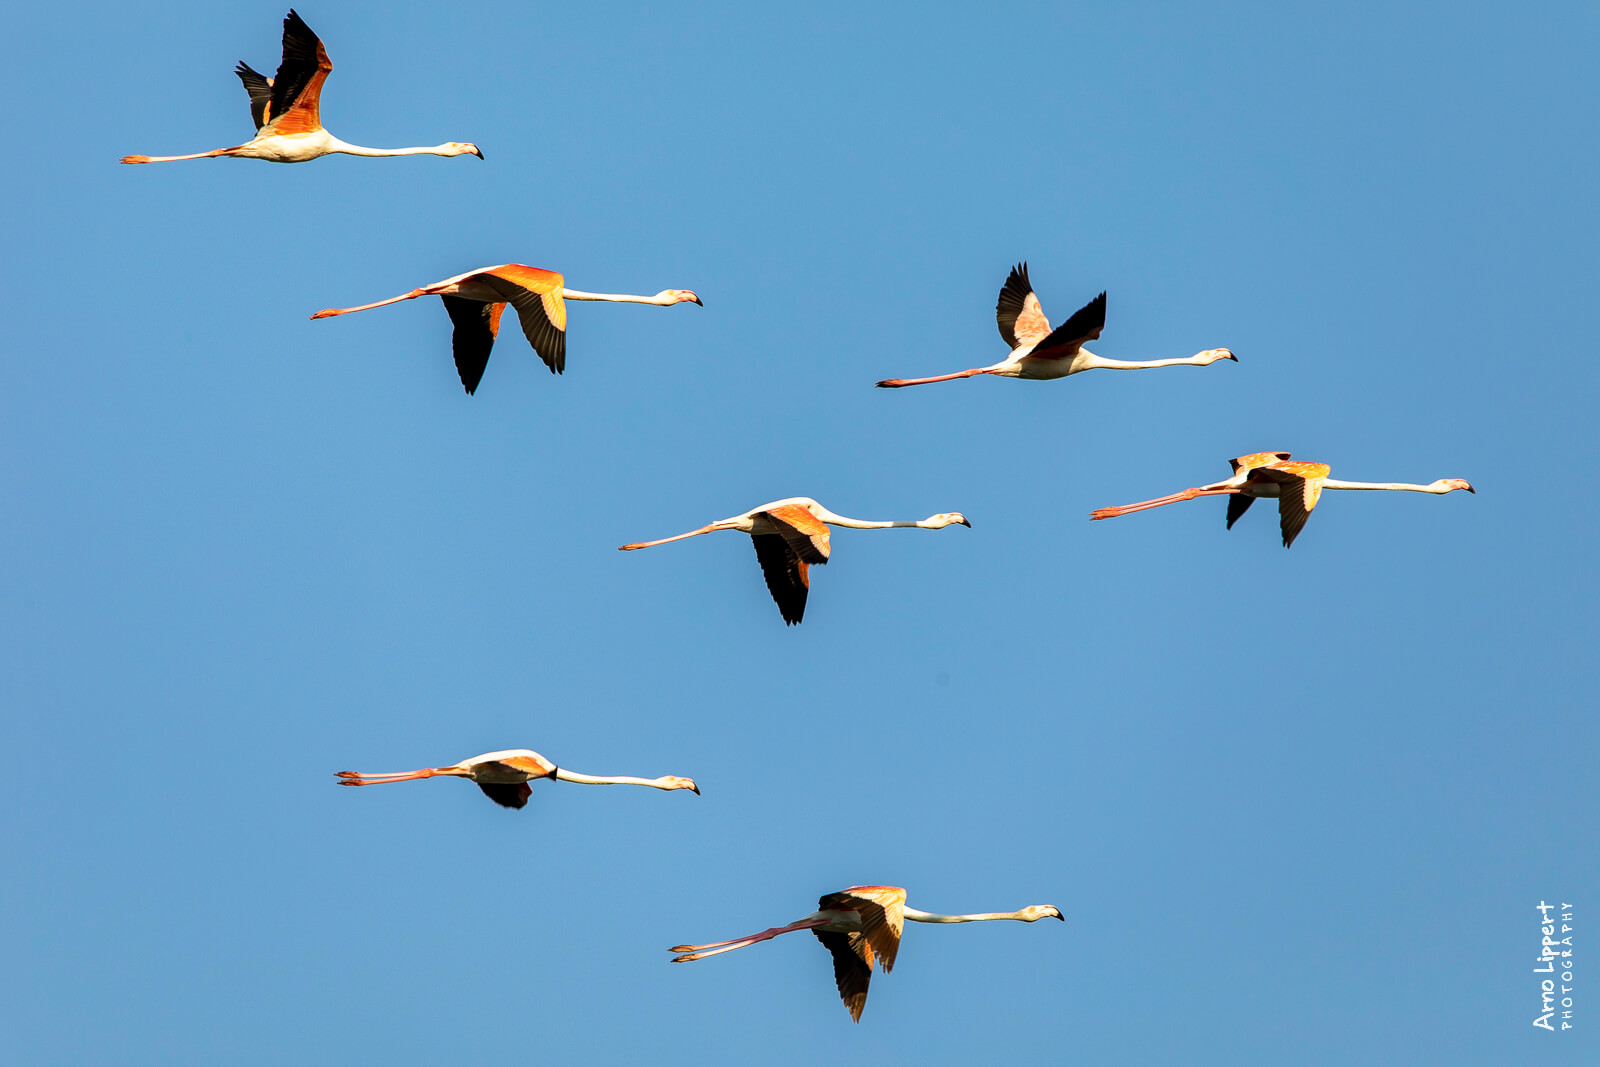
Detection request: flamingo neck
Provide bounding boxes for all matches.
[326,138,458,158]
[903,907,1033,923]
[553,768,676,789]
[560,289,671,305]
[1077,350,1211,370]
[1320,479,1447,493]
[811,508,926,530]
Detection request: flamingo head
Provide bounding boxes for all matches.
[663,776,700,795]
[1201,348,1238,363]
[1437,479,1475,494]
[1020,905,1065,922]
[926,513,971,529]
[447,142,484,158]
[660,289,703,306]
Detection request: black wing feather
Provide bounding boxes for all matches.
[1225,494,1255,530]
[995,262,1033,348]
[751,533,809,625]
[478,278,567,374]
[477,782,532,809]
[813,930,873,1023]
[1032,291,1106,356]
[268,9,325,121]
[234,61,273,130]
[441,296,500,395]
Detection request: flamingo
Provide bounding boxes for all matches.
[876,262,1235,388]
[670,885,1062,1022]
[1090,452,1475,547]
[311,265,702,393]
[618,497,970,625]
[120,10,482,165]
[336,749,699,809]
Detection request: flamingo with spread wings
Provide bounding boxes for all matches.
[1090,453,1475,547]
[121,10,481,165]
[671,885,1062,1022]
[311,265,701,393]
[876,263,1235,388]
[337,749,698,809]
[618,497,969,625]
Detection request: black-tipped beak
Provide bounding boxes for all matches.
[959,518,972,528]
[691,296,703,306]
[1465,485,1476,494]
[1054,912,1065,921]
[691,783,701,795]
[472,146,484,159]
[1227,352,1239,361]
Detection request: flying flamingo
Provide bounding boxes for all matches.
[618,497,970,625]
[120,10,482,165]
[336,749,699,809]
[1090,452,1475,547]
[670,885,1062,1022]
[876,262,1235,388]
[311,265,702,393]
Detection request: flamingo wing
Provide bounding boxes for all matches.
[476,782,533,809]
[1225,494,1255,529]
[475,267,568,374]
[441,297,506,395]
[760,505,832,564]
[234,62,274,130]
[1229,451,1293,475]
[750,534,810,625]
[995,262,1052,350]
[1251,462,1330,548]
[261,9,332,136]
[1027,291,1106,358]
[825,886,906,973]
[813,930,874,1022]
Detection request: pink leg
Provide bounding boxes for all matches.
[1090,487,1237,521]
[310,289,429,320]
[875,368,990,388]
[336,768,455,786]
[120,148,234,164]
[618,523,730,551]
[670,919,830,962]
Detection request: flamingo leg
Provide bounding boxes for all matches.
[336,768,457,786]
[670,919,831,962]
[1089,487,1238,521]
[618,524,731,551]
[875,369,990,388]
[311,289,429,319]
[120,148,235,164]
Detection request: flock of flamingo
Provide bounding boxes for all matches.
[122,10,1476,1023]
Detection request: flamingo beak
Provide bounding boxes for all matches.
[959,517,972,527]
[1225,351,1239,361]
[1055,912,1065,921]
[470,145,484,159]
[690,294,704,306]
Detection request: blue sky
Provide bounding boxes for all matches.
[2,1,1595,1063]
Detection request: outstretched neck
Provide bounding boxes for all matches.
[1321,479,1449,493]
[1078,350,1212,371]
[553,768,676,789]
[903,907,1033,923]
[560,289,673,305]
[327,138,460,158]
[811,508,928,530]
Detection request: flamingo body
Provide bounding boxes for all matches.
[876,263,1235,388]
[619,496,969,625]
[1091,453,1474,547]
[336,748,698,809]
[311,264,701,393]
[671,885,1061,1022]
[120,10,482,165]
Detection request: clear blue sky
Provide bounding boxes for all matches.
[2,2,1595,1063]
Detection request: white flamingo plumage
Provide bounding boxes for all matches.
[120,10,481,165]
[671,885,1062,1022]
[618,497,970,625]
[337,749,699,809]
[876,262,1235,388]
